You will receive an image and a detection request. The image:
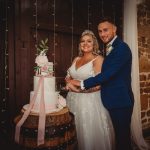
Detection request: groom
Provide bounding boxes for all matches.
[68,17,134,150]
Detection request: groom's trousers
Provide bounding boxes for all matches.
[108,107,133,150]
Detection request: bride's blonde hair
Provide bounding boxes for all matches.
[79,30,99,56]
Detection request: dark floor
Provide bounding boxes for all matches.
[0,129,150,150]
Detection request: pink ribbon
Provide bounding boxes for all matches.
[15,76,46,146]
[37,76,46,145]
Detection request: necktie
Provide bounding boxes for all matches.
[106,44,113,56]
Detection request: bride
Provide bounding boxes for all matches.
[65,30,115,150]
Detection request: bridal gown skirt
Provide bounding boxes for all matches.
[66,91,115,150]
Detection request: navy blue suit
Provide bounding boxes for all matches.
[84,37,134,150]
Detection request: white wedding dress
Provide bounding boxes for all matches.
[66,58,115,150]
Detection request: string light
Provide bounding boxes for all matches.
[4,4,9,92]
[34,0,38,49]
[53,0,56,75]
[112,4,116,25]
[1,0,9,126]
[101,0,104,17]
[4,5,9,91]
[101,0,105,56]
[87,0,91,29]
[71,0,74,63]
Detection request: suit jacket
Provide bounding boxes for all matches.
[84,37,134,109]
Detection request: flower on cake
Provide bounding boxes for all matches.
[35,55,48,67]
[34,38,53,76]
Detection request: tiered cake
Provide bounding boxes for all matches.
[28,76,58,113]
[15,39,67,146]
[23,39,66,113]
[15,39,77,148]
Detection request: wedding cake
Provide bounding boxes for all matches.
[23,39,66,113]
[15,39,67,146]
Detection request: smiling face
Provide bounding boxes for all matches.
[80,35,94,54]
[98,21,117,44]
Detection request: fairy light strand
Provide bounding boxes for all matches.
[87,0,90,29]
[1,0,9,126]
[35,0,38,49]
[101,0,104,17]
[5,2,9,91]
[71,0,74,63]
[112,4,116,25]
[101,0,105,56]
[53,0,56,75]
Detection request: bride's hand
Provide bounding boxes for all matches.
[66,83,80,92]
[65,76,72,83]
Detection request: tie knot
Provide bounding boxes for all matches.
[106,44,112,49]
[106,44,113,56]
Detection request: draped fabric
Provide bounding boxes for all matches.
[123,0,149,149]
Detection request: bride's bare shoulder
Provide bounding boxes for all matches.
[93,55,104,73]
[94,55,104,63]
[72,56,81,64]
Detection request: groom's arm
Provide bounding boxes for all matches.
[68,43,132,89]
[83,43,132,89]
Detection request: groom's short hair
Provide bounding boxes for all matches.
[99,17,116,26]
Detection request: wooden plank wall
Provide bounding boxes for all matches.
[0,0,123,133]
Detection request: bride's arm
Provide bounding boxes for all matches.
[81,85,100,93]
[65,55,104,93]
[82,55,103,92]
[66,82,80,92]
[65,57,80,92]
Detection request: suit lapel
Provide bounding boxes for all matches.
[102,37,122,70]
[112,37,122,48]
[105,37,122,57]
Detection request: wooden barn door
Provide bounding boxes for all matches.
[0,0,123,137]
[12,0,80,114]
[29,29,79,96]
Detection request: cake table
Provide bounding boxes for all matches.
[14,107,78,149]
